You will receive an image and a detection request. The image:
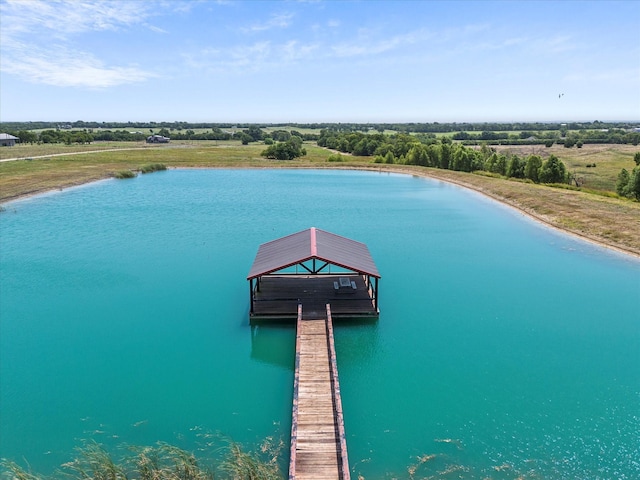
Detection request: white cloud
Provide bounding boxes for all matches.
[0,0,160,87]
[242,13,294,33]
[183,38,319,74]
[331,28,434,58]
[1,0,153,38]
[3,42,155,88]
[535,35,576,54]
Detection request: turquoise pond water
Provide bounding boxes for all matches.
[1,169,639,479]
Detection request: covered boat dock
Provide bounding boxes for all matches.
[247,227,380,320]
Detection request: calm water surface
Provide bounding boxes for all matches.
[1,169,639,479]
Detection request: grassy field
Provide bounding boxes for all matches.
[1,142,639,256]
[492,143,639,192]
[0,141,155,160]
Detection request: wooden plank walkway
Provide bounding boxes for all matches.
[289,304,350,480]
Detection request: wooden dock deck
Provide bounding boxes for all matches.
[251,275,378,320]
[289,304,350,480]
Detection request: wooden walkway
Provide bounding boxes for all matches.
[289,304,350,480]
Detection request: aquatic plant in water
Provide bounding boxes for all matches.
[1,438,284,480]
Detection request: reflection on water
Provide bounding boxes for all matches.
[250,323,296,371]
[249,317,379,372]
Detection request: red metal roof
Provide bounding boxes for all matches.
[247,227,381,280]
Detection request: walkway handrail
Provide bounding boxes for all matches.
[325,304,351,480]
[288,304,303,480]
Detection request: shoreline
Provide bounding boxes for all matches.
[2,164,639,260]
[383,166,640,260]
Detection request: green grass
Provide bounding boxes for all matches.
[0,142,149,161]
[493,143,639,192]
[139,163,167,173]
[114,170,136,179]
[0,141,369,203]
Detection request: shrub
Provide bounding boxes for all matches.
[140,163,167,174]
[261,139,306,160]
[114,170,136,179]
[327,153,344,162]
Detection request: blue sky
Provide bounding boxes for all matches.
[1,0,638,123]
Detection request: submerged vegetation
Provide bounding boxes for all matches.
[1,437,284,480]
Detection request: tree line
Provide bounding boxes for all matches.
[4,127,321,146]
[3,120,638,136]
[319,130,569,184]
[452,128,639,146]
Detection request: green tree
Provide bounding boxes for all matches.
[238,133,252,145]
[634,152,640,166]
[406,144,428,166]
[616,168,630,196]
[538,154,567,183]
[440,142,452,170]
[524,155,543,182]
[261,138,306,160]
[243,126,264,142]
[630,168,640,200]
[384,151,395,164]
[271,130,291,142]
[426,144,440,168]
[506,155,525,178]
[485,153,498,173]
[16,130,38,144]
[495,154,507,175]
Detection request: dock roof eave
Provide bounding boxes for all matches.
[247,227,381,280]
